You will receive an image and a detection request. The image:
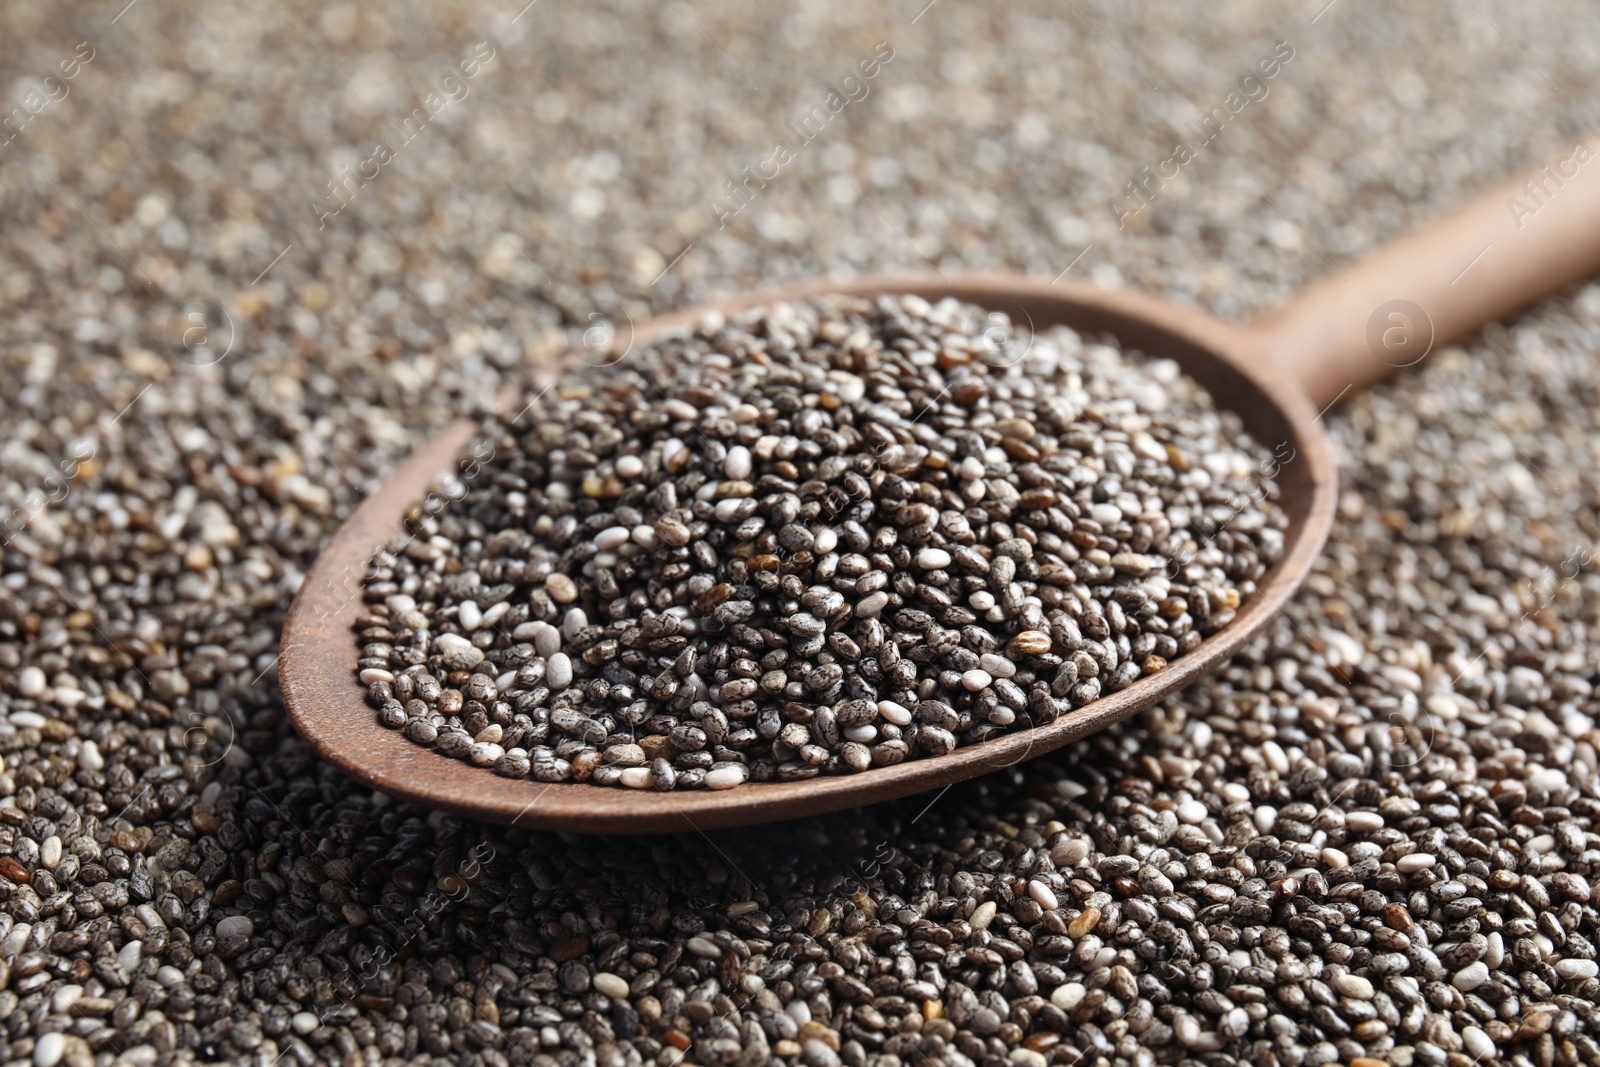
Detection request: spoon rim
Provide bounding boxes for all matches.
[279,272,1336,832]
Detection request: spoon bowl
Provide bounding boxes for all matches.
[280,144,1600,831]
[280,274,1332,832]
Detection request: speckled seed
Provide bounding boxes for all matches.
[1333,974,1374,999]
[469,742,504,765]
[215,915,252,938]
[1050,838,1090,866]
[978,654,1015,678]
[1067,907,1101,938]
[1007,630,1051,656]
[854,591,889,617]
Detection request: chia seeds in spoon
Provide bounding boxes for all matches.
[355,295,1287,789]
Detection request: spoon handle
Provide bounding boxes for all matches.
[1246,140,1600,408]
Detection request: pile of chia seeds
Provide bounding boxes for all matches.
[4,0,1600,1063]
[356,296,1286,789]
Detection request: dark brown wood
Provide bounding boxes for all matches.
[279,273,1338,832]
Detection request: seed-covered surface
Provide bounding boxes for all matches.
[6,0,1600,1065]
[357,297,1286,789]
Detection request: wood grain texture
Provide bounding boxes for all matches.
[279,274,1337,833]
[1249,138,1600,409]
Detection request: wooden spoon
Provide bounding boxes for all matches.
[281,146,1600,832]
